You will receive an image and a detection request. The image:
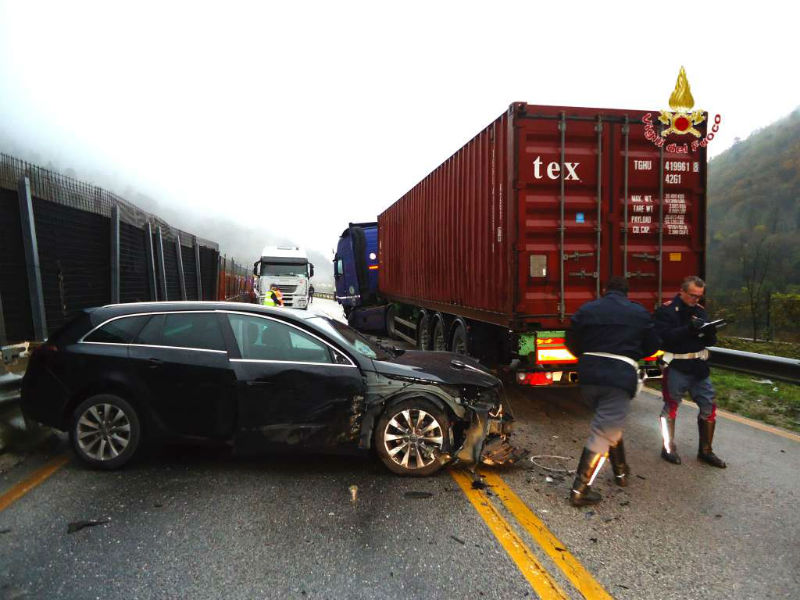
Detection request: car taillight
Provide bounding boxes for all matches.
[34,344,58,355]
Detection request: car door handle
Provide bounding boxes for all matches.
[147,358,164,368]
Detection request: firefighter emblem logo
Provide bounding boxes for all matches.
[659,66,705,138]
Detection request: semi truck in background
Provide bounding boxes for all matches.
[335,102,708,385]
[253,246,314,309]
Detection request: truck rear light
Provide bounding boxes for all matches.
[517,372,554,386]
[535,337,577,365]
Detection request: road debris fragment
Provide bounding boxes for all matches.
[450,535,466,545]
[529,455,574,474]
[67,517,110,534]
[349,485,358,503]
[404,491,434,499]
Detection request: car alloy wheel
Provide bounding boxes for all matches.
[375,399,450,476]
[71,394,141,469]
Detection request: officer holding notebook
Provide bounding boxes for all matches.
[655,275,727,468]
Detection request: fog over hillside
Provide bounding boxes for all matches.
[0,128,335,288]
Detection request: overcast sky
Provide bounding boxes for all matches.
[1,0,797,261]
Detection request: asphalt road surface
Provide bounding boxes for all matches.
[1,299,798,599]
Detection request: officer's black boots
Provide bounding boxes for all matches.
[697,417,727,468]
[570,448,605,507]
[659,415,682,464]
[608,440,629,487]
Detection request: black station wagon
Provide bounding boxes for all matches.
[21,302,517,476]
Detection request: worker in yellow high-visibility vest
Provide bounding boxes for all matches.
[262,284,284,307]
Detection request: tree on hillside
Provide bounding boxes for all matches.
[738,227,774,341]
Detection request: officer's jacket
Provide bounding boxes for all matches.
[565,290,660,396]
[654,294,716,378]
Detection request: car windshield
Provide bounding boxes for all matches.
[308,316,392,361]
[261,262,308,276]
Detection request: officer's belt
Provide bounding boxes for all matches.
[582,352,643,394]
[582,352,638,369]
[662,349,709,364]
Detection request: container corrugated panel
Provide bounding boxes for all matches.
[379,103,707,328]
[0,188,34,343]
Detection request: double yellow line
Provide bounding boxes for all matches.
[450,469,612,600]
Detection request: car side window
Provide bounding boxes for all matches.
[157,313,226,351]
[134,314,163,346]
[84,315,149,344]
[227,314,332,364]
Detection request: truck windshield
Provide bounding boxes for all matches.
[261,263,308,276]
[308,316,391,361]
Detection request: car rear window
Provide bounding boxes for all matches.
[84,315,150,344]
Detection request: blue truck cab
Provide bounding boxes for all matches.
[333,222,383,330]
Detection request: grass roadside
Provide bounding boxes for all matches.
[646,369,800,434]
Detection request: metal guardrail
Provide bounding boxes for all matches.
[708,347,800,384]
[315,292,335,300]
[0,373,22,407]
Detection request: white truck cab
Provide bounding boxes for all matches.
[253,246,315,309]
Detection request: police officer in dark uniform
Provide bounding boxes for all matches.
[565,277,661,507]
[655,275,726,468]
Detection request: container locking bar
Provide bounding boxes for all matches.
[595,116,603,298]
[622,117,630,281]
[558,112,566,321]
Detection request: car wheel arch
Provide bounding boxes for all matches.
[362,387,465,446]
[62,380,149,431]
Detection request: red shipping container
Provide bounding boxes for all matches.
[378,103,707,330]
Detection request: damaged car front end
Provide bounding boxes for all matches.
[357,349,522,476]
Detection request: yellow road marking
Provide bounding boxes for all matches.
[481,471,613,600]
[0,455,69,512]
[643,388,800,443]
[449,469,569,600]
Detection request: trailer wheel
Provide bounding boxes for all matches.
[417,312,431,350]
[432,317,447,351]
[386,304,398,338]
[451,322,468,355]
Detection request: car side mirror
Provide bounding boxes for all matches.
[253,261,260,276]
[309,263,315,278]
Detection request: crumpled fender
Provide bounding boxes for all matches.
[359,386,464,450]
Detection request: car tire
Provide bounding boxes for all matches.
[374,399,451,476]
[432,317,447,351]
[70,394,142,470]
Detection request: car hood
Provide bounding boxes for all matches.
[370,351,499,387]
